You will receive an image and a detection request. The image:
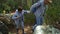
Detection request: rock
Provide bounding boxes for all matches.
[33,25,60,34]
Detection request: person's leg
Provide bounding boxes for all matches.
[36,16,44,25]
[15,22,19,34]
[21,21,25,34]
[15,24,19,34]
[34,16,40,25]
[39,16,44,25]
[32,16,37,32]
[32,24,37,32]
[32,16,44,32]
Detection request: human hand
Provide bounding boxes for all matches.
[27,11,30,13]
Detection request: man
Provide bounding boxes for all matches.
[12,7,30,34]
[30,0,52,31]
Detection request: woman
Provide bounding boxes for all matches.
[30,0,52,31]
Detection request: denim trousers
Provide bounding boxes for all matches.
[33,15,44,31]
[15,21,24,34]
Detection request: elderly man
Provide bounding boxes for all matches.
[12,7,30,34]
[30,0,52,31]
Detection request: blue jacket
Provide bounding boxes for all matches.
[12,9,29,25]
[30,0,46,17]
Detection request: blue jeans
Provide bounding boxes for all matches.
[33,16,44,31]
[36,16,44,25]
[15,21,24,34]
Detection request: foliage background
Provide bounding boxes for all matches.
[45,0,60,25]
[0,0,60,25]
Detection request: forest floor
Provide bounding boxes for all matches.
[8,24,33,34]
[8,23,60,34]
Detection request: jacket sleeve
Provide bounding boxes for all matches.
[22,10,30,14]
[12,14,18,20]
[12,9,18,20]
[30,2,41,13]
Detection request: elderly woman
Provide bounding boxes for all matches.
[30,0,52,31]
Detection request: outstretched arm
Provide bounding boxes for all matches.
[22,10,30,14]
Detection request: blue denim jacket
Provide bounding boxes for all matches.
[30,0,45,17]
[12,9,29,25]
